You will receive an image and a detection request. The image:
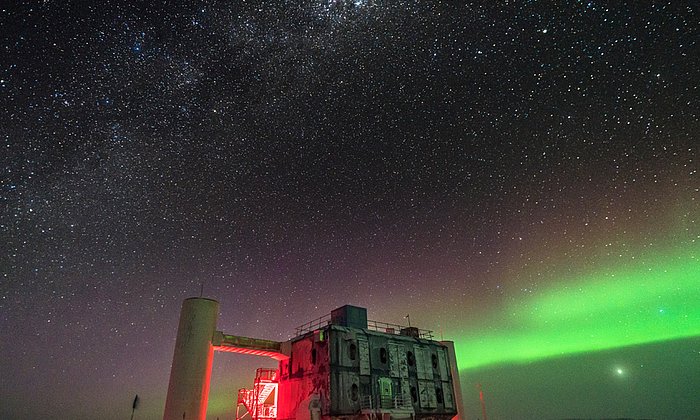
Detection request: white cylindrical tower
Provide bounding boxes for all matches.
[441,340,466,420]
[163,297,219,420]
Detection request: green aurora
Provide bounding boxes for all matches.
[453,247,700,370]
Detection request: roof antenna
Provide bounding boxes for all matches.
[200,282,204,298]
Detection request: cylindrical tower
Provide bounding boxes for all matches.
[441,340,466,420]
[163,297,219,420]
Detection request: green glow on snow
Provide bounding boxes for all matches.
[454,248,700,370]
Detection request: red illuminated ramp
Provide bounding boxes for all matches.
[212,331,290,360]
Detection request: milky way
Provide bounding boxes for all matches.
[1,2,698,419]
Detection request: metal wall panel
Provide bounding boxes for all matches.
[399,345,409,378]
[442,381,454,410]
[415,346,434,380]
[358,338,370,376]
[400,378,412,409]
[388,343,408,378]
[330,370,360,415]
[388,343,400,377]
[277,334,332,420]
[332,329,361,369]
[437,347,449,380]
[425,349,435,381]
[324,326,457,419]
[414,346,427,380]
[418,380,437,408]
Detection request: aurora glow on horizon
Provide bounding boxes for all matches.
[453,247,700,370]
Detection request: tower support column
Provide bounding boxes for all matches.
[164,298,219,420]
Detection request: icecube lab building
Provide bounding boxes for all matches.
[163,298,465,420]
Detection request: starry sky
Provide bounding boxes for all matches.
[1,1,698,419]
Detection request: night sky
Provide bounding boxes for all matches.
[1,1,698,419]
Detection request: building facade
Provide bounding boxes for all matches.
[163,299,463,420]
[251,305,460,420]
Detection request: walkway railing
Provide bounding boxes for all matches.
[294,313,332,336]
[294,315,433,340]
[360,395,413,410]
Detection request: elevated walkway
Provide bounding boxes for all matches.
[212,332,289,360]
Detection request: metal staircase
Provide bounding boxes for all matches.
[236,368,279,420]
